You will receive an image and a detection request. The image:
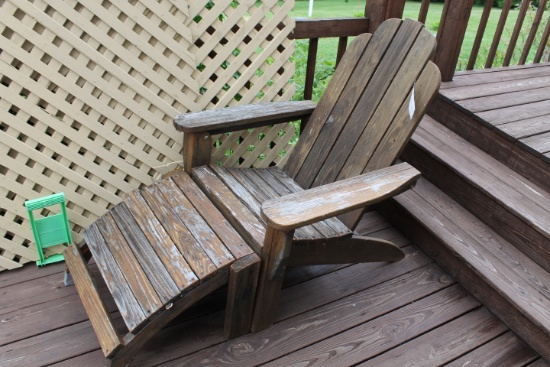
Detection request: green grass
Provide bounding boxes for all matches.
[292,1,541,70]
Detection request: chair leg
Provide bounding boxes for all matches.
[224,253,260,339]
[251,228,294,332]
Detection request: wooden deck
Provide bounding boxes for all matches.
[0,211,544,367]
[430,62,550,193]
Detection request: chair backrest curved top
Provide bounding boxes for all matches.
[285,18,441,193]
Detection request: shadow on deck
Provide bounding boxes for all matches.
[2,64,550,366]
[0,210,543,366]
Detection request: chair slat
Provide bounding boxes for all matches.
[284,29,375,177]
[158,178,234,268]
[171,172,254,259]
[140,185,218,279]
[309,19,428,188]
[293,19,423,189]
[84,223,146,332]
[125,191,199,291]
[96,213,162,316]
[110,204,180,303]
[192,166,266,253]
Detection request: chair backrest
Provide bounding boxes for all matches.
[285,18,440,196]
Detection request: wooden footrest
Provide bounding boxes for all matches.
[64,245,122,358]
[66,170,258,366]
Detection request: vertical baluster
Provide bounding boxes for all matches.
[535,16,550,62]
[418,0,430,24]
[467,0,494,70]
[503,0,530,66]
[434,0,475,81]
[336,36,348,67]
[304,38,318,101]
[520,0,548,64]
[485,0,513,68]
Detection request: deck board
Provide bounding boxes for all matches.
[0,212,543,366]
[433,62,550,194]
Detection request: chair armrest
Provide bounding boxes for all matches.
[173,101,316,135]
[261,163,420,231]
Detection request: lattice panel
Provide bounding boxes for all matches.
[187,0,297,168]
[0,0,295,271]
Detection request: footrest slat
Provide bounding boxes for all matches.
[64,245,123,358]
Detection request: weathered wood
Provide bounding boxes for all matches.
[304,38,318,101]
[296,19,413,186]
[109,204,180,303]
[251,227,294,332]
[174,101,316,134]
[157,178,234,268]
[224,253,260,339]
[264,285,478,367]
[519,0,547,65]
[172,263,455,366]
[84,223,146,332]
[171,172,253,259]
[96,212,163,316]
[290,18,369,39]
[434,0,474,81]
[486,0,513,68]
[467,0,494,70]
[262,163,420,231]
[284,30,374,178]
[183,132,212,174]
[503,0,530,67]
[124,191,198,291]
[445,331,539,367]
[64,245,122,358]
[379,178,550,361]
[358,308,507,366]
[139,184,218,278]
[191,165,266,253]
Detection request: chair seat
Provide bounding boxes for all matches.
[191,165,353,253]
[81,170,254,333]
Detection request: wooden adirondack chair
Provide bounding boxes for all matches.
[174,18,441,331]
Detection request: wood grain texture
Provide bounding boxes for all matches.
[171,171,253,259]
[358,308,507,366]
[291,18,369,39]
[264,285,478,367]
[445,331,539,367]
[84,223,145,332]
[140,183,218,278]
[63,245,122,358]
[95,212,163,316]
[168,263,454,366]
[124,191,198,291]
[379,178,550,361]
[251,227,294,332]
[224,253,260,339]
[174,101,316,134]
[262,163,420,231]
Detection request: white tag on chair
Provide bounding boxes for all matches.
[409,83,416,120]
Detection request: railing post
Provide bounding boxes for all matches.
[434,0,475,81]
[364,0,406,33]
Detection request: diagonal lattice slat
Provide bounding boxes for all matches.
[0,0,295,271]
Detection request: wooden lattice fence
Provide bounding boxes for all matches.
[0,0,295,271]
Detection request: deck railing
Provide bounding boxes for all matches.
[296,0,550,85]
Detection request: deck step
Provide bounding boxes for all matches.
[378,177,550,362]
[401,116,550,273]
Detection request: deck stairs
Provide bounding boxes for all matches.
[379,113,550,362]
